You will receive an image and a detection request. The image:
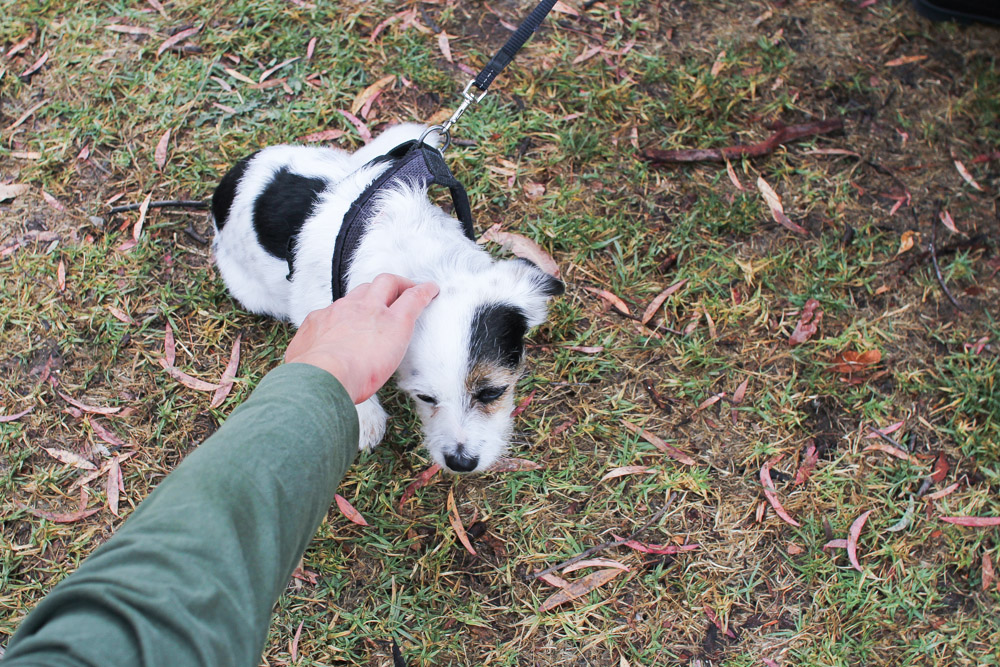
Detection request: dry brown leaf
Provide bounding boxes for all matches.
[863,442,914,462]
[335,494,369,526]
[756,176,807,235]
[538,572,571,589]
[480,224,561,278]
[210,334,242,409]
[983,552,995,592]
[489,457,543,472]
[788,298,823,345]
[692,392,724,415]
[147,0,168,18]
[17,502,100,524]
[19,50,49,78]
[724,157,744,190]
[925,482,959,500]
[107,457,121,516]
[42,447,97,471]
[106,305,134,324]
[564,345,603,354]
[259,57,299,83]
[56,389,122,415]
[447,488,477,556]
[88,416,126,447]
[640,279,687,324]
[710,50,727,77]
[538,568,625,613]
[6,30,36,57]
[106,24,157,36]
[57,259,66,292]
[157,26,199,57]
[562,559,631,575]
[0,407,34,423]
[552,0,580,16]
[133,193,152,242]
[305,36,317,60]
[298,128,347,143]
[829,349,881,375]
[350,75,395,115]
[732,378,749,404]
[793,442,818,485]
[613,535,700,554]
[600,465,654,482]
[939,210,959,234]
[582,286,629,315]
[866,421,904,438]
[572,45,602,65]
[896,230,919,255]
[158,358,224,392]
[399,464,441,509]
[223,67,257,85]
[885,54,927,67]
[0,183,30,202]
[847,510,872,572]
[954,160,983,191]
[523,181,546,200]
[42,191,66,212]
[622,421,696,466]
[154,128,171,170]
[760,456,801,527]
[437,31,453,62]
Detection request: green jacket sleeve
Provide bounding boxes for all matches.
[3,363,359,667]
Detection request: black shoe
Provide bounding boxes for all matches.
[912,0,1000,25]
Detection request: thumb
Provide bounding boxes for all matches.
[389,282,439,323]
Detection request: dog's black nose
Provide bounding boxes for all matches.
[444,451,479,473]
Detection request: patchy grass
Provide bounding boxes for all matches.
[2,0,999,665]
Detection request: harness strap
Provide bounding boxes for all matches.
[329,140,475,301]
[472,0,558,93]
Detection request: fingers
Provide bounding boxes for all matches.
[368,273,417,306]
[389,281,440,322]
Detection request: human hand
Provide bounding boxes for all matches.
[284,274,439,404]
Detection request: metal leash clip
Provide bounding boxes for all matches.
[418,79,488,151]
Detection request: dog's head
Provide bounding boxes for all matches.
[395,258,563,473]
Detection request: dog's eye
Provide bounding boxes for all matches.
[416,394,438,405]
[475,386,507,404]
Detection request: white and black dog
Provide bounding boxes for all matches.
[210,123,563,473]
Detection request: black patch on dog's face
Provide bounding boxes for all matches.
[211,152,257,230]
[251,168,327,260]
[469,303,527,369]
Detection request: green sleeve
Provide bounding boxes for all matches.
[3,363,359,667]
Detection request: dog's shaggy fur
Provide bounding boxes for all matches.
[211,124,563,473]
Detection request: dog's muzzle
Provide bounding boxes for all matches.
[444,448,479,473]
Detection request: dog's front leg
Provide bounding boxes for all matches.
[355,394,388,452]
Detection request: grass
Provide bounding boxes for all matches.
[2,0,999,665]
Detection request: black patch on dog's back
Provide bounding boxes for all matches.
[211,152,257,230]
[252,168,327,260]
[469,303,528,369]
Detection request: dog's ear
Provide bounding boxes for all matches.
[497,258,564,328]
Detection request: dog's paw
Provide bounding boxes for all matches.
[356,396,388,452]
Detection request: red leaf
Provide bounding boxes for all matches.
[337,109,372,143]
[305,37,317,60]
[925,482,959,500]
[164,322,176,367]
[0,407,34,422]
[823,538,848,550]
[847,510,873,571]
[621,421,696,466]
[940,516,1000,527]
[538,568,625,612]
[88,417,126,447]
[930,453,950,483]
[480,224,561,278]
[865,421,904,438]
[55,388,122,415]
[489,457,543,472]
[335,494,369,526]
[210,334,242,408]
[583,286,629,315]
[939,210,960,234]
[158,358,224,392]
[299,128,348,143]
[732,378,749,404]
[613,534,700,555]
[863,442,913,462]
[106,457,121,516]
[42,447,96,470]
[756,176,807,235]
[399,464,441,510]
[704,604,736,639]
[19,50,49,78]
[154,128,171,170]
[692,392,724,415]
[106,305,135,324]
[511,389,536,418]
[156,26,199,57]
[793,442,818,485]
[6,30,36,58]
[788,298,822,345]
[600,465,654,482]
[289,621,304,661]
[17,502,100,524]
[760,456,801,527]
[640,279,687,325]
[447,488,477,556]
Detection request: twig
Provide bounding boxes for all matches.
[928,210,964,312]
[109,199,208,215]
[531,494,674,580]
[640,119,844,165]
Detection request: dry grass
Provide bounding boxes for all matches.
[2,0,999,665]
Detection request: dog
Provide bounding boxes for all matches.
[210,123,563,473]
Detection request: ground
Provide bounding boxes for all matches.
[1,0,998,665]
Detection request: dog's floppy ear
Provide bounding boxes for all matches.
[497,258,564,328]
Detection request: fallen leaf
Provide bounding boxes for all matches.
[692,392,724,415]
[952,160,984,192]
[564,345,604,354]
[154,128,171,170]
[865,421,904,438]
[710,50,727,76]
[158,359,224,392]
[793,442,819,485]
[885,54,927,67]
[523,181,546,200]
[724,157,744,190]
[105,24,157,36]
[0,407,34,422]
[147,0,168,17]
[337,109,372,143]
[5,30,36,57]
[298,128,348,143]
[940,516,1000,527]
[704,604,736,639]
[562,559,631,574]
[437,31,453,62]
[613,535,700,555]
[164,322,176,367]
[88,417,126,447]
[896,230,919,255]
[939,210,959,234]
[133,193,152,242]
[760,456,801,527]
[56,389,122,415]
[305,36,317,60]
[106,305,134,324]
[156,26,199,57]
[925,482,960,500]
[787,543,804,555]
[350,74,395,115]
[983,552,995,592]
[583,286,629,315]
[57,259,66,292]
[42,447,97,470]
[732,378,750,404]
[4,99,48,133]
[640,280,687,324]
[210,334,242,409]
[823,539,849,550]
[289,621,304,662]
[107,457,121,516]
[886,496,915,533]
[829,349,881,375]
[0,183,30,202]
[399,464,441,509]
[17,502,100,524]
[511,389,536,418]
[538,568,625,613]
[258,56,299,83]
[552,0,580,16]
[847,510,873,572]
[223,67,257,85]
[572,45,602,65]
[489,457,542,472]
[480,224,560,278]
[757,176,807,235]
[622,421,696,466]
[335,494,369,526]
[447,488,477,556]
[863,442,914,462]
[43,191,67,212]
[600,466,654,482]
[19,50,49,78]
[538,572,571,589]
[788,299,823,345]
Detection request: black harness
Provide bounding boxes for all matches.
[329,140,476,302]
